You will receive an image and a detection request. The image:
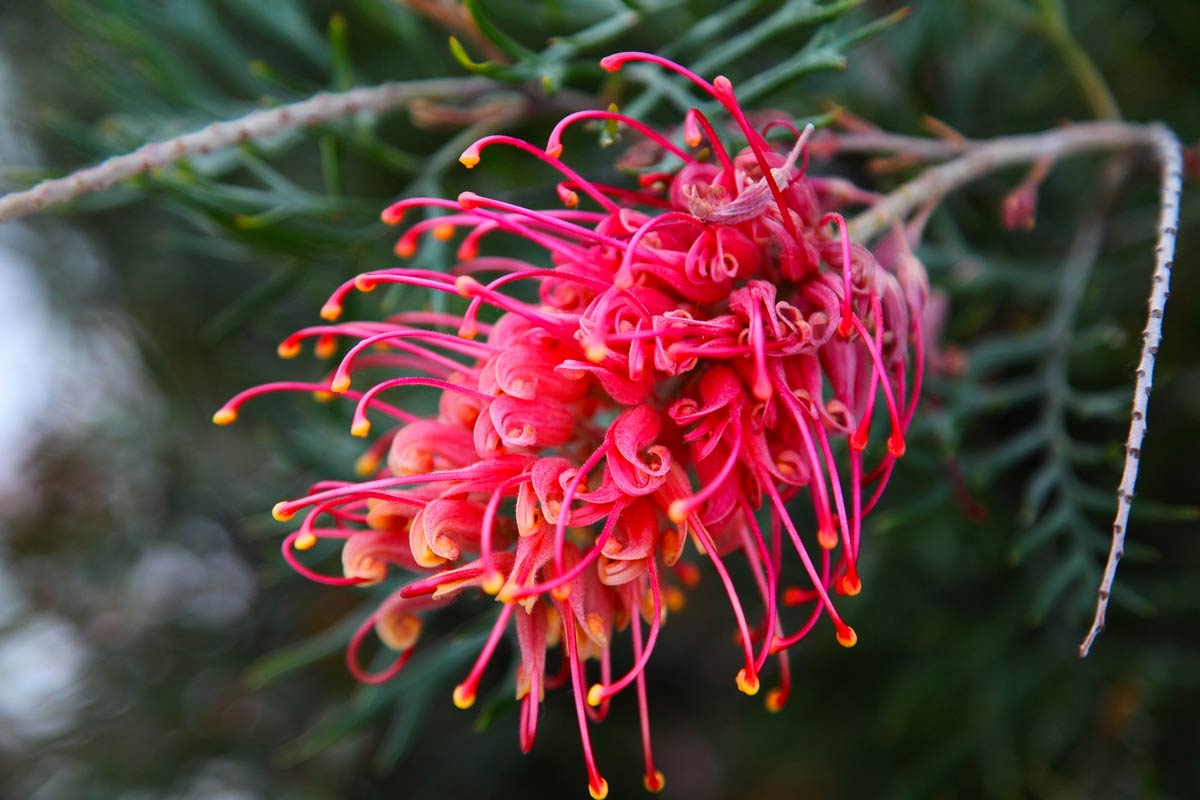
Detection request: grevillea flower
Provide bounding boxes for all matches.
[216,52,932,798]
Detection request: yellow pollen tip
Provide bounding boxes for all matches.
[276,341,302,359]
[459,150,480,168]
[551,583,571,602]
[667,500,688,524]
[432,223,456,241]
[765,688,786,713]
[840,574,862,596]
[585,343,607,363]
[454,275,479,297]
[354,275,377,292]
[294,532,318,551]
[312,391,335,404]
[481,571,504,595]
[319,302,342,322]
[836,625,858,648]
[351,418,371,438]
[644,770,666,793]
[354,453,380,477]
[736,668,760,696]
[330,374,351,393]
[586,684,605,707]
[817,528,838,550]
[685,132,702,147]
[452,684,476,709]
[272,502,295,522]
[212,408,237,426]
[588,778,609,800]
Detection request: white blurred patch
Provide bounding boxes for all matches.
[0,614,90,744]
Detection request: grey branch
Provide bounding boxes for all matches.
[0,77,493,224]
[843,120,1184,656]
[1079,125,1183,657]
[847,121,1167,242]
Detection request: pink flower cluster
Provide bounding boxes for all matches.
[217,52,931,798]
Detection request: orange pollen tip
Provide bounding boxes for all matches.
[817,528,838,550]
[276,341,302,359]
[452,683,476,709]
[545,144,564,159]
[395,239,417,258]
[665,586,686,613]
[782,587,805,606]
[319,303,342,322]
[836,625,858,648]
[457,323,478,340]
[351,418,371,438]
[354,453,380,477]
[586,684,605,707]
[314,338,337,359]
[455,275,479,297]
[887,434,907,458]
[432,223,456,241]
[836,316,853,338]
[765,688,786,713]
[667,500,688,524]
[272,502,295,522]
[685,132,702,147]
[551,583,571,602]
[458,150,480,169]
[644,770,666,793]
[380,207,404,225]
[588,778,609,800]
[354,275,377,292]
[736,668,760,696]
[312,391,335,404]
[212,408,237,426]
[294,532,318,551]
[840,574,862,596]
[330,374,351,394]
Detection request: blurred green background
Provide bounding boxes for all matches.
[0,1,1197,798]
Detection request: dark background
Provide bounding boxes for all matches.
[0,1,1197,798]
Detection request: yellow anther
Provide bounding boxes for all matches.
[643,770,666,793]
[351,418,371,438]
[319,302,342,321]
[588,778,609,800]
[330,374,351,393]
[667,500,688,524]
[355,453,380,477]
[736,667,760,696]
[212,408,237,426]
[432,223,456,241]
[481,570,504,596]
[452,683,475,709]
[272,502,295,522]
[294,532,317,551]
[817,528,838,550]
[765,688,786,713]
[836,625,858,648]
[276,341,302,359]
[354,275,377,292]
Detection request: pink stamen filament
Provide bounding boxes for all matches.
[548,109,695,164]
[347,611,414,684]
[456,603,517,701]
[556,597,607,797]
[593,557,662,703]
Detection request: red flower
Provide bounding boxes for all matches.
[217,52,931,797]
